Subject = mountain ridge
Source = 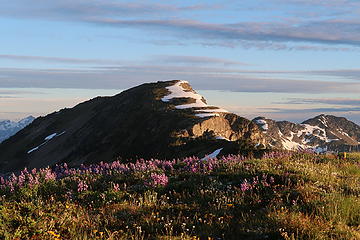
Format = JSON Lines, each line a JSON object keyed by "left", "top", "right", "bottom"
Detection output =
{"left": 0, "top": 80, "right": 264, "bottom": 173}
{"left": 0, "top": 80, "right": 359, "bottom": 173}
{"left": 253, "top": 114, "right": 360, "bottom": 152}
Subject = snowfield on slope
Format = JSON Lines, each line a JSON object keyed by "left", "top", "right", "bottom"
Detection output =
{"left": 278, "top": 124, "right": 338, "bottom": 152}
{"left": 201, "top": 148, "right": 223, "bottom": 161}
{"left": 27, "top": 131, "right": 66, "bottom": 154}
{"left": 161, "top": 81, "right": 228, "bottom": 118}
{"left": 255, "top": 119, "right": 269, "bottom": 131}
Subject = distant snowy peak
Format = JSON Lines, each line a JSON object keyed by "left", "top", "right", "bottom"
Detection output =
{"left": 18, "top": 116, "right": 36, "bottom": 127}
{"left": 162, "top": 80, "right": 229, "bottom": 118}
{"left": 0, "top": 116, "right": 35, "bottom": 143}
{"left": 253, "top": 115, "right": 360, "bottom": 152}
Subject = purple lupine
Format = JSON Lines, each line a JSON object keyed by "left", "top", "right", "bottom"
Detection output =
{"left": 28, "top": 174, "right": 39, "bottom": 187}
{"left": 0, "top": 153, "right": 283, "bottom": 193}
{"left": 240, "top": 174, "right": 276, "bottom": 192}
{"left": 77, "top": 180, "right": 89, "bottom": 192}
{"left": 42, "top": 168, "right": 56, "bottom": 181}
{"left": 113, "top": 183, "right": 120, "bottom": 192}
{"left": 146, "top": 173, "right": 169, "bottom": 187}
{"left": 240, "top": 179, "right": 252, "bottom": 192}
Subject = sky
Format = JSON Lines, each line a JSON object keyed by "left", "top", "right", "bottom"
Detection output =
{"left": 0, "top": 0, "right": 359, "bottom": 124}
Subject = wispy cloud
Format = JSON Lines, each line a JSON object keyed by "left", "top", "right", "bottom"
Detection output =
{"left": 265, "top": 106, "right": 360, "bottom": 113}
{"left": 0, "top": 96, "right": 19, "bottom": 99}
{"left": 84, "top": 18, "right": 360, "bottom": 48}
{"left": 1, "top": 0, "right": 214, "bottom": 19}
{"left": 281, "top": 98, "right": 360, "bottom": 106}
{"left": 307, "top": 69, "right": 360, "bottom": 81}
{"left": 0, "top": 54, "right": 127, "bottom": 65}
{"left": 0, "top": 54, "right": 249, "bottom": 67}
{"left": 1, "top": 66, "right": 359, "bottom": 94}
{"left": 2, "top": 1, "right": 360, "bottom": 50}
{"left": 153, "top": 55, "right": 247, "bottom": 66}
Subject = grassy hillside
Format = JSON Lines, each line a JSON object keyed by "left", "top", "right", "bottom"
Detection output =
{"left": 1, "top": 152, "right": 360, "bottom": 240}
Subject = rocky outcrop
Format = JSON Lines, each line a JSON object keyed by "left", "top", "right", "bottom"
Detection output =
{"left": 0, "top": 80, "right": 265, "bottom": 173}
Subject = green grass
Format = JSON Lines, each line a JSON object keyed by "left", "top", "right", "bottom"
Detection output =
{"left": 0, "top": 152, "right": 359, "bottom": 239}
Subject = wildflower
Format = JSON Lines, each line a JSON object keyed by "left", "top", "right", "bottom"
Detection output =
{"left": 113, "top": 182, "right": 120, "bottom": 192}
{"left": 145, "top": 173, "right": 169, "bottom": 187}
{"left": 240, "top": 179, "right": 252, "bottom": 192}
{"left": 77, "top": 180, "right": 88, "bottom": 192}
{"left": 269, "top": 176, "right": 275, "bottom": 184}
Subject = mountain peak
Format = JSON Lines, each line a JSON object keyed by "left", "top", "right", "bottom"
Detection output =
{"left": 0, "top": 116, "right": 35, "bottom": 143}
{"left": 0, "top": 80, "right": 264, "bottom": 173}
{"left": 18, "top": 116, "right": 36, "bottom": 126}
{"left": 253, "top": 114, "right": 360, "bottom": 152}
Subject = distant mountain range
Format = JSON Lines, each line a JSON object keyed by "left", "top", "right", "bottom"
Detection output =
{"left": 253, "top": 115, "right": 360, "bottom": 153}
{"left": 0, "top": 80, "right": 359, "bottom": 173}
{"left": 0, "top": 116, "right": 35, "bottom": 143}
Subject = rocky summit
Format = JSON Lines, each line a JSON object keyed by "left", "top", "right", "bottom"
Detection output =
{"left": 253, "top": 114, "right": 360, "bottom": 152}
{"left": 0, "top": 80, "right": 264, "bottom": 173}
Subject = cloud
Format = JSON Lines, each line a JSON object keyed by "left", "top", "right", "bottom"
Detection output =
{"left": 153, "top": 55, "right": 247, "bottom": 66}
{"left": 0, "top": 90, "right": 44, "bottom": 95}
{"left": 0, "top": 54, "right": 250, "bottom": 67}
{"left": 0, "top": 96, "right": 18, "bottom": 99}
{"left": 1, "top": 0, "right": 214, "bottom": 20}
{"left": 0, "top": 54, "right": 127, "bottom": 65}
{"left": 306, "top": 69, "right": 360, "bottom": 81}
{"left": 281, "top": 98, "right": 360, "bottom": 106}
{"left": 277, "top": 0, "right": 358, "bottom": 7}
{"left": 1, "top": 66, "right": 360, "bottom": 94}
{"left": 84, "top": 18, "right": 360, "bottom": 48}
{"left": 2, "top": 1, "right": 360, "bottom": 50}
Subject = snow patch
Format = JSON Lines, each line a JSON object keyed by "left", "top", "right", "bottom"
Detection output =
{"left": 255, "top": 119, "right": 269, "bottom": 131}
{"left": 215, "top": 136, "right": 230, "bottom": 141}
{"left": 319, "top": 115, "right": 328, "bottom": 127}
{"left": 27, "top": 131, "right": 66, "bottom": 154}
{"left": 195, "top": 108, "right": 229, "bottom": 113}
{"left": 195, "top": 113, "right": 220, "bottom": 118}
{"left": 162, "top": 81, "right": 228, "bottom": 118}
{"left": 27, "top": 147, "right": 39, "bottom": 154}
{"left": 162, "top": 81, "right": 207, "bottom": 108}
{"left": 297, "top": 124, "right": 334, "bottom": 143}
{"left": 45, "top": 133, "right": 57, "bottom": 141}
{"left": 201, "top": 148, "right": 223, "bottom": 161}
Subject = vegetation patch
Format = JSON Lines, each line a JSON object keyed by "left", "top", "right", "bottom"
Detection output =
{"left": 0, "top": 152, "right": 359, "bottom": 239}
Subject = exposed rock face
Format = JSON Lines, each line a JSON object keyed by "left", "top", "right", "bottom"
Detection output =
{"left": 0, "top": 116, "right": 35, "bottom": 143}
{"left": 253, "top": 114, "right": 360, "bottom": 152}
{"left": 0, "top": 80, "right": 264, "bottom": 173}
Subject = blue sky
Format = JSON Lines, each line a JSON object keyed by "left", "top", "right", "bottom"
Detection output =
{"left": 0, "top": 0, "right": 359, "bottom": 124}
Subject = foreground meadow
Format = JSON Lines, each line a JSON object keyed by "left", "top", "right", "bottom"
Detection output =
{"left": 0, "top": 152, "right": 360, "bottom": 240}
